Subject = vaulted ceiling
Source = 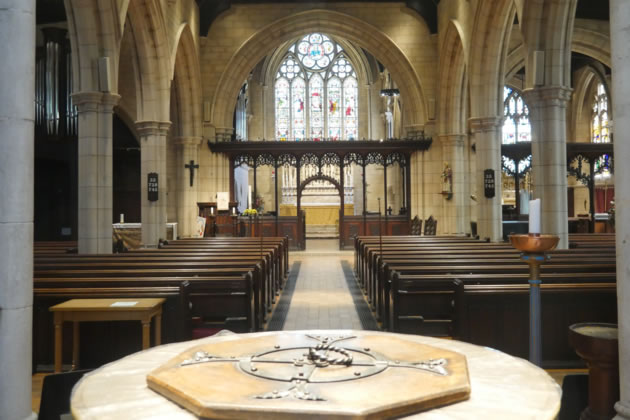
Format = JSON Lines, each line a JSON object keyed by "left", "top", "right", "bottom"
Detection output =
{"left": 195, "top": 0, "right": 440, "bottom": 35}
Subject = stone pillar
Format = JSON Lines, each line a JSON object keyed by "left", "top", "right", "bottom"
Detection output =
{"left": 176, "top": 137, "right": 202, "bottom": 238}
{"left": 610, "top": 2, "right": 630, "bottom": 418}
{"left": 74, "top": 92, "right": 120, "bottom": 254}
{"left": 469, "top": 117, "right": 503, "bottom": 242}
{"left": 136, "top": 121, "right": 171, "bottom": 247}
{"left": 0, "top": 3, "right": 36, "bottom": 419}
{"left": 524, "top": 87, "right": 571, "bottom": 249}
{"left": 440, "top": 134, "right": 467, "bottom": 235}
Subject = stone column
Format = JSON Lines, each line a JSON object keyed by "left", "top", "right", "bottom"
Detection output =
{"left": 136, "top": 121, "right": 171, "bottom": 247}
{"left": 440, "top": 134, "right": 467, "bottom": 235}
{"left": 0, "top": 3, "right": 36, "bottom": 419}
{"left": 610, "top": 2, "right": 630, "bottom": 418}
{"left": 176, "top": 137, "right": 202, "bottom": 238}
{"left": 74, "top": 92, "right": 120, "bottom": 254}
{"left": 524, "top": 87, "right": 571, "bottom": 249}
{"left": 469, "top": 117, "right": 503, "bottom": 242}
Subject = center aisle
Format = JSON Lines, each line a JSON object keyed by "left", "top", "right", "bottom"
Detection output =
{"left": 281, "top": 239, "right": 364, "bottom": 331}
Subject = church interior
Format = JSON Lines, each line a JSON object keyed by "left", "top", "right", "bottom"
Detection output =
{"left": 2, "top": 0, "right": 630, "bottom": 418}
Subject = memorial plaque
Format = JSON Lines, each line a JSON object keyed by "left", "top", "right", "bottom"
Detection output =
{"left": 483, "top": 169, "right": 495, "bottom": 198}
{"left": 147, "top": 332, "right": 470, "bottom": 419}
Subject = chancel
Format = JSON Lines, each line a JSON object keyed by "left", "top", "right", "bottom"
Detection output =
{"left": 1, "top": 0, "right": 629, "bottom": 419}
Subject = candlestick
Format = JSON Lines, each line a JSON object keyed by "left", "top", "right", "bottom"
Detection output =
{"left": 120, "top": 213, "right": 124, "bottom": 224}
{"left": 210, "top": 207, "right": 214, "bottom": 216}
{"left": 509, "top": 234, "right": 559, "bottom": 366}
{"left": 248, "top": 185, "right": 252, "bottom": 209}
{"left": 232, "top": 206, "right": 236, "bottom": 215}
{"left": 529, "top": 199, "right": 541, "bottom": 234}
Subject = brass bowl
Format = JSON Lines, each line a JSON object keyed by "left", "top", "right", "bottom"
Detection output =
{"left": 509, "top": 234, "right": 559, "bottom": 253}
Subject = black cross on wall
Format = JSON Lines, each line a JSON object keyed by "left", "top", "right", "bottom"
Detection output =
{"left": 185, "top": 160, "right": 199, "bottom": 187}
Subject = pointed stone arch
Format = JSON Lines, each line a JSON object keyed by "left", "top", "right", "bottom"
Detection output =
{"left": 468, "top": 0, "right": 515, "bottom": 118}
{"left": 505, "top": 21, "right": 610, "bottom": 82}
{"left": 125, "top": 0, "right": 172, "bottom": 122}
{"left": 210, "top": 9, "right": 428, "bottom": 135}
{"left": 438, "top": 20, "right": 468, "bottom": 136}
{"left": 65, "top": 0, "right": 122, "bottom": 92}
{"left": 171, "top": 23, "right": 203, "bottom": 138}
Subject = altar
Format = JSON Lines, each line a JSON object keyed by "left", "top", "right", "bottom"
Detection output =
{"left": 112, "top": 223, "right": 178, "bottom": 249}
{"left": 71, "top": 330, "right": 561, "bottom": 419}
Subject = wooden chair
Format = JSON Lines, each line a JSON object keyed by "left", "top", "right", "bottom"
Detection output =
{"left": 424, "top": 216, "right": 437, "bottom": 236}
{"left": 410, "top": 216, "right": 422, "bottom": 236}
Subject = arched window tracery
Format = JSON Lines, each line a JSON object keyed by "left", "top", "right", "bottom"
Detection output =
{"left": 592, "top": 82, "right": 610, "bottom": 144}
{"left": 275, "top": 33, "right": 358, "bottom": 141}
{"left": 502, "top": 87, "right": 531, "bottom": 144}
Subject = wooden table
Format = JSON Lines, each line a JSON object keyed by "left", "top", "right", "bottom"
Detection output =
{"left": 50, "top": 298, "right": 165, "bottom": 373}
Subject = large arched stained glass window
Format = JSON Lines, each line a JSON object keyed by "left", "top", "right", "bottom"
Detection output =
{"left": 592, "top": 82, "right": 610, "bottom": 143}
{"left": 502, "top": 87, "right": 531, "bottom": 144}
{"left": 275, "top": 33, "right": 358, "bottom": 141}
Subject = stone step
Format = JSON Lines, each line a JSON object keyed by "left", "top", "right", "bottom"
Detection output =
{"left": 305, "top": 224, "right": 339, "bottom": 238}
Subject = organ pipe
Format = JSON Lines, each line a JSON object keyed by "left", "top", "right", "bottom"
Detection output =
{"left": 36, "top": 28, "right": 75, "bottom": 139}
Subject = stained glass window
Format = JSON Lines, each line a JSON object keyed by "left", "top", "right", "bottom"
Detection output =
{"left": 592, "top": 82, "right": 610, "bottom": 144}
{"left": 275, "top": 78, "right": 290, "bottom": 141}
{"left": 343, "top": 77, "right": 358, "bottom": 140}
{"left": 502, "top": 87, "right": 531, "bottom": 144}
{"left": 327, "top": 78, "right": 342, "bottom": 140}
{"left": 592, "top": 82, "right": 612, "bottom": 179}
{"left": 310, "top": 74, "right": 324, "bottom": 140}
{"left": 291, "top": 77, "right": 305, "bottom": 141}
{"left": 275, "top": 33, "right": 359, "bottom": 141}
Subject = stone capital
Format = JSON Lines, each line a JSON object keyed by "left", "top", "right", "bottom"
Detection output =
{"left": 100, "top": 93, "right": 122, "bottom": 109}
{"left": 215, "top": 126, "right": 234, "bottom": 142}
{"left": 468, "top": 116, "right": 503, "bottom": 133}
{"left": 522, "top": 86, "right": 573, "bottom": 109}
{"left": 439, "top": 134, "right": 466, "bottom": 148}
{"left": 72, "top": 91, "right": 121, "bottom": 112}
{"left": 174, "top": 136, "right": 203, "bottom": 147}
{"left": 135, "top": 120, "right": 172, "bottom": 138}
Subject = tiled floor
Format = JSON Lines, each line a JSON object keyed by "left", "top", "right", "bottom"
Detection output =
{"left": 283, "top": 239, "right": 362, "bottom": 330}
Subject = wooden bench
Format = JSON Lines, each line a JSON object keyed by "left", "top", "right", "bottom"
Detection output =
{"left": 389, "top": 271, "right": 616, "bottom": 367}
{"left": 351, "top": 234, "right": 617, "bottom": 367}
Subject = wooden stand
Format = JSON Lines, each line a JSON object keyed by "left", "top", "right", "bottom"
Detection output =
{"left": 569, "top": 323, "right": 619, "bottom": 420}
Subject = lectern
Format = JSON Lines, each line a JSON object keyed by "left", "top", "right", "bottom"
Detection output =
{"left": 197, "top": 202, "right": 217, "bottom": 237}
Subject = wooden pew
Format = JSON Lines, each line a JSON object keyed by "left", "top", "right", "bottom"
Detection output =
{"left": 389, "top": 271, "right": 616, "bottom": 367}
{"left": 34, "top": 256, "right": 275, "bottom": 317}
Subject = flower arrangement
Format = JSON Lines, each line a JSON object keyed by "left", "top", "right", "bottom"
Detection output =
{"left": 243, "top": 208, "right": 258, "bottom": 216}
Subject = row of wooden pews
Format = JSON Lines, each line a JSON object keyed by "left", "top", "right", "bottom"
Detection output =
{"left": 354, "top": 234, "right": 617, "bottom": 368}
{"left": 33, "top": 237, "right": 289, "bottom": 370}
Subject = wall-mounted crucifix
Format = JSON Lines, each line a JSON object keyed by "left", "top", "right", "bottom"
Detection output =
{"left": 185, "top": 160, "right": 199, "bottom": 187}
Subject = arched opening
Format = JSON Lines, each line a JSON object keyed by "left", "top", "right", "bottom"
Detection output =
{"left": 298, "top": 174, "right": 344, "bottom": 244}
